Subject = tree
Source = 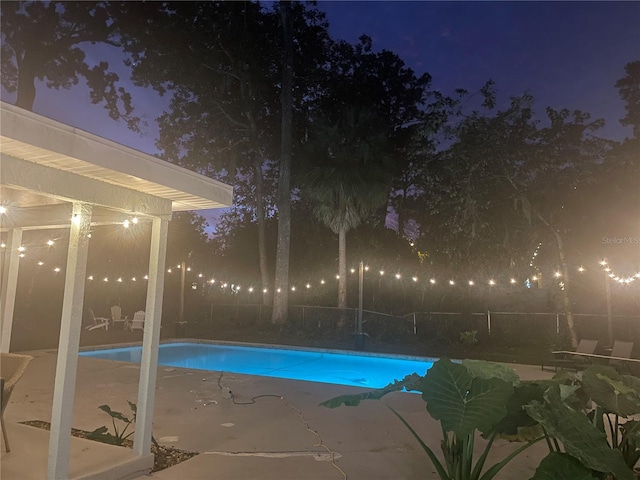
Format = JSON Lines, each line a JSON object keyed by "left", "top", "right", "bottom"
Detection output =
{"left": 0, "top": 1, "right": 138, "bottom": 129}
{"left": 271, "top": 0, "right": 294, "bottom": 325}
{"left": 124, "top": 2, "right": 332, "bottom": 310}
{"left": 615, "top": 60, "right": 640, "bottom": 138}
{"left": 422, "top": 92, "right": 611, "bottom": 347}
{"left": 302, "top": 106, "right": 392, "bottom": 324}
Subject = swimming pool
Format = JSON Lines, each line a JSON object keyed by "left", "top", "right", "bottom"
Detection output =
{"left": 80, "top": 342, "right": 435, "bottom": 389}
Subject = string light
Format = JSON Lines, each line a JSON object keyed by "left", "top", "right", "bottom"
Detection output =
{"left": 38, "top": 261, "right": 44, "bottom": 266}
{"left": 468, "top": 280, "right": 474, "bottom": 286}
{"left": 0, "top": 206, "right": 6, "bottom": 214}
{"left": 54, "top": 267, "right": 60, "bottom": 273}
{"left": 123, "top": 219, "right": 130, "bottom": 228}
{"left": 395, "top": 273, "right": 401, "bottom": 279}
{"left": 132, "top": 216, "right": 139, "bottom": 224}
{"left": 489, "top": 279, "right": 496, "bottom": 285}
{"left": 449, "top": 280, "right": 455, "bottom": 285}
{"left": 47, "top": 240, "right": 54, "bottom": 246}
{"left": 0, "top": 243, "right": 5, "bottom": 248}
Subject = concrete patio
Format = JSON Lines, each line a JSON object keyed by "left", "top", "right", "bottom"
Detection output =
{"left": 1, "top": 345, "right": 554, "bottom": 480}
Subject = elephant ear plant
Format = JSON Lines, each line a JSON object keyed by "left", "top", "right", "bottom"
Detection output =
{"left": 321, "top": 358, "right": 637, "bottom": 480}
{"left": 528, "top": 365, "right": 640, "bottom": 479}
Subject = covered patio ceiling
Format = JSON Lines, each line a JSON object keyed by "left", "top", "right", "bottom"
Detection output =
{"left": 0, "top": 101, "right": 233, "bottom": 479}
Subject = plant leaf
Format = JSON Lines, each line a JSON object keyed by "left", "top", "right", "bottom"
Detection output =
{"left": 421, "top": 358, "right": 513, "bottom": 437}
{"left": 320, "top": 373, "right": 424, "bottom": 408}
{"left": 529, "top": 452, "right": 596, "bottom": 480}
{"left": 462, "top": 359, "right": 520, "bottom": 385}
{"left": 525, "top": 385, "right": 634, "bottom": 480}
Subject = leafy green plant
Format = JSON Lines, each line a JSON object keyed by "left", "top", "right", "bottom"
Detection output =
{"left": 322, "top": 358, "right": 544, "bottom": 480}
{"left": 322, "top": 359, "right": 638, "bottom": 480}
{"left": 460, "top": 330, "right": 479, "bottom": 346}
{"left": 89, "top": 401, "right": 137, "bottom": 446}
{"left": 541, "top": 365, "right": 640, "bottom": 477}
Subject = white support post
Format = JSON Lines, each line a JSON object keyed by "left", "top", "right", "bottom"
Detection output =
{"left": 48, "top": 203, "right": 92, "bottom": 480}
{"left": 134, "top": 217, "right": 169, "bottom": 456}
{"left": 487, "top": 310, "right": 492, "bottom": 336}
{"left": 0, "top": 228, "right": 23, "bottom": 353}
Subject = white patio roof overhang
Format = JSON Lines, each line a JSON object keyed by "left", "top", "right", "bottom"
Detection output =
{"left": 0, "top": 101, "right": 233, "bottom": 479}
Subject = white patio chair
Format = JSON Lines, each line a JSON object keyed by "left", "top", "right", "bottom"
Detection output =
{"left": 1, "top": 353, "right": 34, "bottom": 452}
{"left": 126, "top": 310, "right": 145, "bottom": 332}
{"left": 110, "top": 305, "right": 128, "bottom": 329}
{"left": 85, "top": 308, "right": 110, "bottom": 331}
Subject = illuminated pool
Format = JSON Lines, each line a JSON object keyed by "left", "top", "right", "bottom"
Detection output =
{"left": 80, "top": 342, "right": 435, "bottom": 389}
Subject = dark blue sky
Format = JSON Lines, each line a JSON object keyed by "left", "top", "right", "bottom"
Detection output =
{"left": 321, "top": 1, "right": 639, "bottom": 141}
{"left": 4, "top": 1, "right": 638, "bottom": 149}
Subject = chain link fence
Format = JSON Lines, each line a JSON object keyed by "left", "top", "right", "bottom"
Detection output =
{"left": 173, "top": 302, "right": 640, "bottom": 350}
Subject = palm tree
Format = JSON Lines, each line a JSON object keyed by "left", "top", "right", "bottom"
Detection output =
{"left": 303, "top": 106, "right": 391, "bottom": 327}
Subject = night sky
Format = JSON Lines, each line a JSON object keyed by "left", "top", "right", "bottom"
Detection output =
{"left": 2, "top": 1, "right": 639, "bottom": 229}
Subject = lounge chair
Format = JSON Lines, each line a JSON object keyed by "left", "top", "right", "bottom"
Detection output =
{"left": 608, "top": 341, "right": 635, "bottom": 372}
{"left": 126, "top": 310, "right": 145, "bottom": 332}
{"left": 110, "top": 305, "right": 128, "bottom": 329}
{"left": 550, "top": 338, "right": 599, "bottom": 372}
{"left": 1, "top": 353, "right": 34, "bottom": 452}
{"left": 85, "top": 308, "right": 110, "bottom": 331}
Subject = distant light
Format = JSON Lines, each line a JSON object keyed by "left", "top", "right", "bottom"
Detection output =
{"left": 167, "top": 268, "right": 172, "bottom": 273}
{"left": 604, "top": 268, "right": 611, "bottom": 272}
{"left": 198, "top": 273, "right": 203, "bottom": 278}
{"left": 554, "top": 271, "right": 561, "bottom": 278}
{"left": 291, "top": 286, "right": 296, "bottom": 291}
{"left": 277, "top": 288, "right": 281, "bottom": 293}
{"left": 412, "top": 276, "right": 418, "bottom": 282}
{"left": 87, "top": 233, "right": 92, "bottom": 238}
{"left": 578, "top": 266, "right": 585, "bottom": 272}
{"left": 532, "top": 276, "right": 538, "bottom": 281}
{"left": 38, "top": 261, "right": 44, "bottom": 266}
{"left": 609, "top": 273, "right": 615, "bottom": 278}
{"left": 132, "top": 277, "right": 137, "bottom": 281}
{"left": 144, "top": 275, "right": 149, "bottom": 280}
{"left": 54, "top": 267, "right": 60, "bottom": 273}
{"left": 430, "top": 278, "right": 436, "bottom": 284}
{"left": 336, "top": 275, "right": 340, "bottom": 279}
{"left": 489, "top": 279, "right": 496, "bottom": 285}
{"left": 0, "top": 206, "right": 6, "bottom": 214}
{"left": 222, "top": 283, "right": 228, "bottom": 288}
{"left": 306, "top": 283, "right": 311, "bottom": 289}
{"left": 0, "top": 243, "right": 5, "bottom": 248}
{"left": 117, "top": 277, "right": 123, "bottom": 283}
{"left": 248, "top": 287, "right": 254, "bottom": 293}
{"left": 177, "top": 264, "right": 181, "bottom": 268}
{"left": 599, "top": 260, "right": 607, "bottom": 266}
{"left": 510, "top": 278, "right": 517, "bottom": 284}
{"left": 379, "top": 270, "right": 385, "bottom": 276}
{"left": 263, "top": 288, "right": 268, "bottom": 293}
{"left": 132, "top": 216, "right": 139, "bottom": 224}
{"left": 449, "top": 280, "right": 454, "bottom": 285}
{"left": 123, "top": 219, "right": 130, "bottom": 228}
{"left": 88, "top": 275, "right": 94, "bottom": 280}
{"left": 187, "top": 267, "right": 191, "bottom": 271}
{"left": 209, "top": 279, "right": 215, "bottom": 284}
{"left": 320, "top": 279, "right": 325, "bottom": 284}
{"left": 47, "top": 240, "right": 54, "bottom": 246}
{"left": 364, "top": 266, "right": 370, "bottom": 271}
{"left": 18, "top": 246, "right": 25, "bottom": 252}
{"left": 468, "top": 280, "right": 474, "bottom": 286}
{"left": 395, "top": 273, "right": 401, "bottom": 279}
{"left": 103, "top": 277, "right": 109, "bottom": 282}
{"left": 19, "top": 253, "right": 25, "bottom": 258}
{"left": 350, "top": 268, "right": 355, "bottom": 273}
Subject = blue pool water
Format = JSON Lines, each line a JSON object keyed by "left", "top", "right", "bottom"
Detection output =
{"left": 80, "top": 342, "right": 434, "bottom": 389}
